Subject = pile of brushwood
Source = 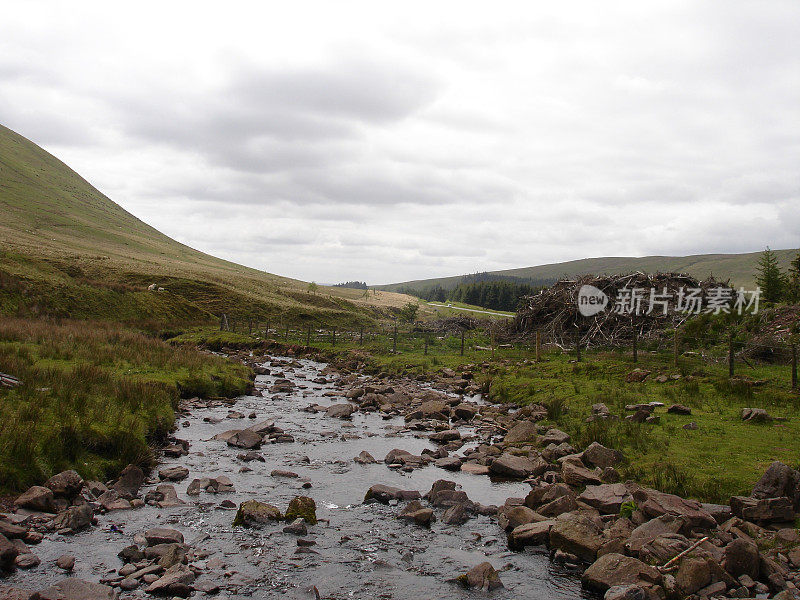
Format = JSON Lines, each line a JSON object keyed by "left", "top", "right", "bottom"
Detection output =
{"left": 515, "top": 272, "right": 731, "bottom": 347}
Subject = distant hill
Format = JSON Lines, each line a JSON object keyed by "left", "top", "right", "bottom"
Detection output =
{"left": 0, "top": 124, "right": 412, "bottom": 325}
{"left": 378, "top": 251, "right": 798, "bottom": 293}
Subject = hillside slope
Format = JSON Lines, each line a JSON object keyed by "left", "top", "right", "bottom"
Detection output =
{"left": 378, "top": 250, "right": 798, "bottom": 293}
{"left": 0, "top": 124, "right": 412, "bottom": 325}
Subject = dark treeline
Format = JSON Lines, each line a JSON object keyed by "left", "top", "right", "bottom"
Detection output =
{"left": 399, "top": 277, "right": 549, "bottom": 312}
{"left": 333, "top": 281, "right": 368, "bottom": 289}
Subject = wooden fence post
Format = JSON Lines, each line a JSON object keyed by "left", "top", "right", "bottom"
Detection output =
{"left": 728, "top": 331, "right": 735, "bottom": 378}
{"left": 535, "top": 331, "right": 541, "bottom": 362}
{"left": 332, "top": 327, "right": 336, "bottom": 347}
{"left": 285, "top": 323, "right": 289, "bottom": 341}
{"left": 632, "top": 328, "right": 638, "bottom": 363}
{"left": 673, "top": 329, "right": 679, "bottom": 367}
{"left": 460, "top": 329, "right": 465, "bottom": 356}
{"left": 491, "top": 329, "right": 495, "bottom": 359}
{"left": 424, "top": 334, "right": 428, "bottom": 356}
{"left": 359, "top": 326, "right": 364, "bottom": 346}
{"left": 306, "top": 326, "right": 311, "bottom": 347}
{"left": 393, "top": 322, "right": 398, "bottom": 353}
{"left": 576, "top": 335, "right": 581, "bottom": 362}
{"left": 266, "top": 320, "right": 270, "bottom": 337}
{"left": 791, "top": 343, "right": 797, "bottom": 390}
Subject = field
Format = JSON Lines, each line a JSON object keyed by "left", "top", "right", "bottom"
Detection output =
{"left": 0, "top": 318, "right": 252, "bottom": 491}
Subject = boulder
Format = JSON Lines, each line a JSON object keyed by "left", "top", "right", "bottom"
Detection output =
{"left": 549, "top": 512, "right": 604, "bottom": 563}
{"left": 144, "top": 527, "right": 184, "bottom": 546}
{"left": 582, "top": 442, "right": 624, "bottom": 469}
{"left": 508, "top": 520, "right": 554, "bottom": 549}
{"left": 604, "top": 585, "right": 647, "bottom": 600}
{"left": 45, "top": 471, "right": 84, "bottom": 498}
{"left": 453, "top": 404, "right": 478, "bottom": 421}
{"left": 365, "top": 484, "right": 420, "bottom": 504}
{"left": 674, "top": 556, "right": 712, "bottom": 596}
{"left": 232, "top": 500, "right": 282, "bottom": 526}
{"left": 51, "top": 504, "right": 93, "bottom": 532}
{"left": 0, "top": 521, "right": 26, "bottom": 540}
{"left": 562, "top": 462, "right": 602, "bottom": 487}
{"left": 435, "top": 457, "right": 462, "bottom": 471}
{"left": 325, "top": 403, "right": 355, "bottom": 419}
{"left": 354, "top": 450, "right": 377, "bottom": 464}
{"left": 667, "top": 404, "right": 692, "bottom": 415}
{"left": 14, "top": 486, "right": 55, "bottom": 513}
{"left": 638, "top": 533, "right": 691, "bottom": 564}
{"left": 429, "top": 430, "right": 460, "bottom": 443}
{"left": 37, "top": 578, "right": 118, "bottom": 600}
{"left": 158, "top": 466, "right": 189, "bottom": 482}
{"left": 724, "top": 538, "right": 760, "bottom": 579}
{"left": 626, "top": 514, "right": 684, "bottom": 555}
{"left": 398, "top": 501, "right": 434, "bottom": 527}
{"left": 0, "top": 533, "right": 20, "bottom": 570}
{"left": 632, "top": 487, "right": 716, "bottom": 530}
{"left": 442, "top": 504, "right": 470, "bottom": 525}
{"left": 285, "top": 496, "right": 317, "bottom": 525}
{"left": 456, "top": 562, "right": 504, "bottom": 591}
{"left": 145, "top": 563, "right": 195, "bottom": 595}
{"left": 751, "top": 461, "right": 800, "bottom": 509}
{"left": 111, "top": 464, "right": 144, "bottom": 498}
{"left": 741, "top": 407, "right": 772, "bottom": 423}
{"left": 582, "top": 553, "right": 661, "bottom": 593}
{"left": 489, "top": 453, "right": 537, "bottom": 479}
{"left": 540, "top": 428, "right": 571, "bottom": 445}
{"left": 579, "top": 484, "right": 632, "bottom": 515}
{"left": 504, "top": 421, "right": 538, "bottom": 444}
{"left": 730, "top": 495, "right": 795, "bottom": 524}
{"left": 498, "top": 505, "right": 539, "bottom": 531}
{"left": 226, "top": 429, "right": 262, "bottom": 449}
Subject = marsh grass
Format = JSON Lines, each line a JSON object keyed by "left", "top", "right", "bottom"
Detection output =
{"left": 0, "top": 317, "right": 251, "bottom": 491}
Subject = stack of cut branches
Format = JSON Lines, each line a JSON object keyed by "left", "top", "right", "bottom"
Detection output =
{"left": 514, "top": 272, "right": 731, "bottom": 347}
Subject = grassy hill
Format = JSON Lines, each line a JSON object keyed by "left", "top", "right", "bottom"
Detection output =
{"left": 378, "top": 250, "right": 798, "bottom": 294}
{"left": 0, "top": 124, "right": 413, "bottom": 326}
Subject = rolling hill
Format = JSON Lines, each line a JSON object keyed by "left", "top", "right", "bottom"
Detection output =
{"left": 0, "top": 124, "right": 413, "bottom": 326}
{"left": 378, "top": 250, "right": 798, "bottom": 294}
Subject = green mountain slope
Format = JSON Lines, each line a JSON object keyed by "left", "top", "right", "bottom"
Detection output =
{"left": 378, "top": 251, "right": 798, "bottom": 293}
{"left": 0, "top": 124, "right": 411, "bottom": 325}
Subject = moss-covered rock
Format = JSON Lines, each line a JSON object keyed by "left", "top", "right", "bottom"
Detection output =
{"left": 284, "top": 496, "right": 317, "bottom": 525}
{"left": 232, "top": 500, "right": 282, "bottom": 527}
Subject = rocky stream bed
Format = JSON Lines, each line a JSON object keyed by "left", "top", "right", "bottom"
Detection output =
{"left": 3, "top": 351, "right": 800, "bottom": 600}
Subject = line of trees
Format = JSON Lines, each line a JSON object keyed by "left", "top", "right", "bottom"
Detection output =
{"left": 756, "top": 247, "right": 800, "bottom": 303}
{"left": 399, "top": 279, "right": 544, "bottom": 312}
{"left": 333, "top": 281, "right": 368, "bottom": 289}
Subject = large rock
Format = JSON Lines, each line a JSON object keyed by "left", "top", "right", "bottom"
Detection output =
{"left": 582, "top": 442, "right": 624, "bottom": 469}
{"left": 37, "top": 578, "right": 118, "bottom": 600}
{"left": 582, "top": 553, "right": 661, "bottom": 593}
{"left": 730, "top": 495, "right": 795, "bottom": 524}
{"left": 285, "top": 496, "right": 317, "bottom": 525}
{"left": 398, "top": 501, "right": 434, "bottom": 527}
{"left": 51, "top": 504, "right": 93, "bottom": 532}
{"left": 724, "top": 538, "right": 760, "bottom": 579}
{"left": 111, "top": 464, "right": 144, "bottom": 498}
{"left": 549, "top": 511, "right": 604, "bottom": 562}
{"left": 144, "top": 528, "right": 184, "bottom": 546}
{"left": 508, "top": 520, "right": 554, "bottom": 549}
{"left": 45, "top": 470, "right": 84, "bottom": 498}
{"left": 14, "top": 486, "right": 55, "bottom": 513}
{"left": 325, "top": 403, "right": 355, "bottom": 419}
{"left": 226, "top": 429, "right": 262, "bottom": 449}
{"left": 232, "top": 500, "right": 282, "bottom": 526}
{"left": 504, "top": 421, "right": 538, "bottom": 444}
{"left": 365, "top": 484, "right": 420, "bottom": 504}
{"left": 579, "top": 484, "right": 632, "bottom": 514}
{"left": 540, "top": 428, "right": 571, "bottom": 445}
{"left": 489, "top": 453, "right": 537, "bottom": 479}
{"left": 632, "top": 487, "right": 716, "bottom": 530}
{"left": 626, "top": 514, "right": 684, "bottom": 555}
{"left": 638, "top": 533, "right": 690, "bottom": 564}
{"left": 674, "top": 556, "right": 711, "bottom": 596}
{"left": 0, "top": 534, "right": 20, "bottom": 570}
{"left": 751, "top": 461, "right": 800, "bottom": 509}
{"left": 158, "top": 466, "right": 189, "bottom": 482}
{"left": 562, "top": 462, "right": 602, "bottom": 487}
{"left": 145, "top": 563, "right": 195, "bottom": 595}
{"left": 457, "top": 562, "right": 504, "bottom": 591}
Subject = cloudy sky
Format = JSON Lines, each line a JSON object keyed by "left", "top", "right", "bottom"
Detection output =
{"left": 1, "top": 1, "right": 798, "bottom": 284}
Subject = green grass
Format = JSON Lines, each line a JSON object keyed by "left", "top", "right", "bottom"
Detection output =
{"left": 0, "top": 317, "right": 253, "bottom": 491}
{"left": 0, "top": 123, "right": 416, "bottom": 327}
{"left": 283, "top": 329, "right": 799, "bottom": 504}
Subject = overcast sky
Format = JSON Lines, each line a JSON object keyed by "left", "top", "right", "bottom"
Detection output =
{"left": 2, "top": 1, "right": 798, "bottom": 284}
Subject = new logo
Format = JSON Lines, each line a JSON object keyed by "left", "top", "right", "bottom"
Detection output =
{"left": 577, "top": 285, "right": 608, "bottom": 317}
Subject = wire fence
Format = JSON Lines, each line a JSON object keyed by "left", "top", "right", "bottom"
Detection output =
{"left": 217, "top": 313, "right": 799, "bottom": 391}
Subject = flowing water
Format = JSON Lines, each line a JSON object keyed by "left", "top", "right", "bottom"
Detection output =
{"left": 9, "top": 355, "right": 594, "bottom": 599}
